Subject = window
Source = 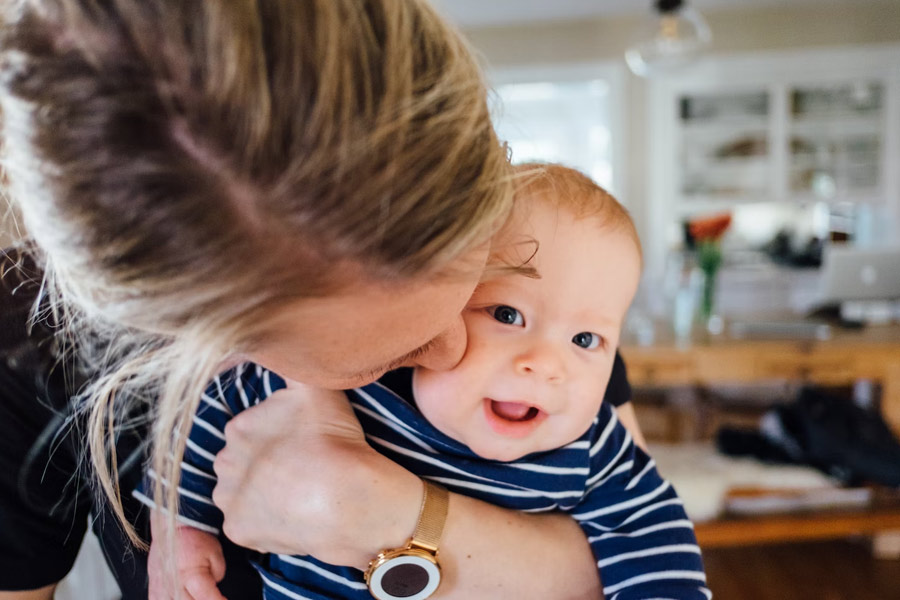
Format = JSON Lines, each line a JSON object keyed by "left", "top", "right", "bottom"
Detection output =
{"left": 488, "top": 64, "right": 626, "bottom": 198}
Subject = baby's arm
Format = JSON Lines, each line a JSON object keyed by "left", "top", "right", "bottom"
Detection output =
{"left": 148, "top": 511, "right": 227, "bottom": 600}
{"left": 573, "top": 403, "right": 710, "bottom": 600}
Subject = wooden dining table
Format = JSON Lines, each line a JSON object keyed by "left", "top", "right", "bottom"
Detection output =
{"left": 620, "top": 318, "right": 900, "bottom": 549}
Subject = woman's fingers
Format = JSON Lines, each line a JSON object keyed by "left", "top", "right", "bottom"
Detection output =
{"left": 183, "top": 569, "right": 228, "bottom": 600}
{"left": 207, "top": 537, "right": 227, "bottom": 583}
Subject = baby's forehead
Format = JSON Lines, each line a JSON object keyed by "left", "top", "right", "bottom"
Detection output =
{"left": 482, "top": 212, "right": 633, "bottom": 285}
{"left": 492, "top": 195, "right": 627, "bottom": 249}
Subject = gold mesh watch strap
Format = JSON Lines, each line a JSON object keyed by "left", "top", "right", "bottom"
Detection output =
{"left": 409, "top": 479, "right": 449, "bottom": 554}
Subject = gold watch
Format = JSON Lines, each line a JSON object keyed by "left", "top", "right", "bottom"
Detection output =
{"left": 365, "top": 479, "right": 449, "bottom": 600}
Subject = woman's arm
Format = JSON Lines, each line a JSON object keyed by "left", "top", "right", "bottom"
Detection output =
{"left": 212, "top": 386, "right": 603, "bottom": 599}
{"left": 0, "top": 587, "right": 56, "bottom": 600}
{"left": 436, "top": 492, "right": 600, "bottom": 599}
{"left": 615, "top": 402, "right": 648, "bottom": 451}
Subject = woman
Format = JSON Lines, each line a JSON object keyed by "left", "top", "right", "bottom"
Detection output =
{"left": 0, "top": 1, "right": 645, "bottom": 598}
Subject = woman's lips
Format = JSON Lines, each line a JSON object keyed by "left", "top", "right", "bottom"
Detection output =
{"left": 483, "top": 398, "right": 546, "bottom": 438}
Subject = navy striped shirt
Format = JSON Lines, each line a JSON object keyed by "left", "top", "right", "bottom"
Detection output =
{"left": 137, "top": 363, "right": 709, "bottom": 599}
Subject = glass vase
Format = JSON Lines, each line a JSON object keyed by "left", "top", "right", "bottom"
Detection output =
{"left": 697, "top": 241, "right": 724, "bottom": 334}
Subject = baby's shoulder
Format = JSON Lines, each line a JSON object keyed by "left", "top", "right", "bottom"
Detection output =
{"left": 203, "top": 362, "right": 286, "bottom": 414}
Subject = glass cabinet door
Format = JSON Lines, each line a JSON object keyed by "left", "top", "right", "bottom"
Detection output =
{"left": 678, "top": 90, "right": 771, "bottom": 199}
{"left": 788, "top": 81, "right": 884, "bottom": 200}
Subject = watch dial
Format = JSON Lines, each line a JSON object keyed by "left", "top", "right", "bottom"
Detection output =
{"left": 382, "top": 563, "right": 429, "bottom": 597}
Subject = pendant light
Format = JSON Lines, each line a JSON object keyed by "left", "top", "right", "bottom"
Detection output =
{"left": 625, "top": 0, "right": 712, "bottom": 77}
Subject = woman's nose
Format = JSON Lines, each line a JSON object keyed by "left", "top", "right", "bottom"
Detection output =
{"left": 411, "top": 316, "right": 467, "bottom": 371}
{"left": 514, "top": 342, "right": 566, "bottom": 383}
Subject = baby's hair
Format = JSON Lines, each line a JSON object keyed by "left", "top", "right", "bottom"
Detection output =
{"left": 481, "top": 162, "right": 642, "bottom": 280}
{"left": 0, "top": 0, "right": 512, "bottom": 555}
{"left": 505, "top": 163, "right": 643, "bottom": 270}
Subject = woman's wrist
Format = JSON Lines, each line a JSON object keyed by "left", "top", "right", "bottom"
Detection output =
{"left": 351, "top": 451, "right": 425, "bottom": 567}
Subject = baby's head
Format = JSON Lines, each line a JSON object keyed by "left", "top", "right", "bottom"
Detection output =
{"left": 413, "top": 164, "right": 643, "bottom": 462}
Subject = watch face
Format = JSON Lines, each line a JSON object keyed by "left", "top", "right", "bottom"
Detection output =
{"left": 368, "top": 553, "right": 441, "bottom": 600}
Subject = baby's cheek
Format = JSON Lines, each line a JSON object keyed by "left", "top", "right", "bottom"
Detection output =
{"left": 413, "top": 369, "right": 452, "bottom": 419}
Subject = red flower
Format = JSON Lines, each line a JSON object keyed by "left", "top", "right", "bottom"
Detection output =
{"left": 689, "top": 213, "right": 732, "bottom": 242}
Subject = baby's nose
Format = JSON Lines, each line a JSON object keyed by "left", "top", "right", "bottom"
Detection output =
{"left": 514, "top": 342, "right": 566, "bottom": 383}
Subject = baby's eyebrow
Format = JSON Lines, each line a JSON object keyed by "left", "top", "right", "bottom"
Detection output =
{"left": 479, "top": 262, "right": 541, "bottom": 283}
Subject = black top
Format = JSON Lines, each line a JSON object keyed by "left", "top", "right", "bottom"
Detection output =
{"left": 0, "top": 250, "right": 632, "bottom": 594}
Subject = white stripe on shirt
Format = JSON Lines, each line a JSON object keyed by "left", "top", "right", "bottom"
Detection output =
{"left": 353, "top": 404, "right": 438, "bottom": 453}
{"left": 192, "top": 415, "right": 226, "bottom": 440}
{"left": 603, "top": 570, "right": 707, "bottom": 596}
{"left": 258, "top": 571, "right": 319, "bottom": 600}
{"left": 626, "top": 458, "right": 657, "bottom": 491}
{"left": 581, "top": 498, "right": 685, "bottom": 533}
{"left": 276, "top": 556, "right": 368, "bottom": 590}
{"left": 200, "top": 393, "right": 231, "bottom": 415}
{"left": 131, "top": 490, "right": 220, "bottom": 535}
{"left": 596, "top": 543, "right": 702, "bottom": 569}
{"left": 588, "top": 519, "right": 695, "bottom": 543}
{"left": 590, "top": 413, "right": 618, "bottom": 457}
{"left": 574, "top": 481, "right": 672, "bottom": 520}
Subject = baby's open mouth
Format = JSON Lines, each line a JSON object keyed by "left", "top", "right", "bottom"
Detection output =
{"left": 489, "top": 399, "right": 540, "bottom": 422}
{"left": 483, "top": 398, "right": 547, "bottom": 438}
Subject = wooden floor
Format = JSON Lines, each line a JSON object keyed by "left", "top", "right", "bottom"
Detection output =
{"left": 703, "top": 539, "right": 900, "bottom": 600}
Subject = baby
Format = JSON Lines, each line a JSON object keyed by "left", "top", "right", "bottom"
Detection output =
{"left": 139, "top": 164, "right": 709, "bottom": 600}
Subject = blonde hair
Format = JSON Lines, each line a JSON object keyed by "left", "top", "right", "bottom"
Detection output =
{"left": 0, "top": 0, "right": 512, "bottom": 556}
{"left": 513, "top": 163, "right": 642, "bottom": 262}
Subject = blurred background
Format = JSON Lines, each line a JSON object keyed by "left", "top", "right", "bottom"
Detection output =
{"left": 429, "top": 1, "right": 900, "bottom": 599}
{"left": 3, "top": 1, "right": 899, "bottom": 599}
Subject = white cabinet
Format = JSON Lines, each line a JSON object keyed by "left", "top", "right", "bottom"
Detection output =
{"left": 645, "top": 45, "right": 900, "bottom": 279}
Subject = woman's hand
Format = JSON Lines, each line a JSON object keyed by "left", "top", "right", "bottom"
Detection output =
{"left": 211, "top": 384, "right": 422, "bottom": 569}
{"left": 148, "top": 512, "right": 226, "bottom": 600}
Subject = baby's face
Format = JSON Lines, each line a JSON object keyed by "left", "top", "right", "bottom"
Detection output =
{"left": 413, "top": 198, "right": 642, "bottom": 462}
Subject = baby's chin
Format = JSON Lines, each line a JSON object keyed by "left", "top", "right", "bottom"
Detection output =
{"left": 466, "top": 440, "right": 537, "bottom": 463}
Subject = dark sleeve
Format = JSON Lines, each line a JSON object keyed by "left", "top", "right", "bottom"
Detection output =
{"left": 0, "top": 251, "right": 91, "bottom": 590}
{"left": 603, "top": 351, "right": 632, "bottom": 407}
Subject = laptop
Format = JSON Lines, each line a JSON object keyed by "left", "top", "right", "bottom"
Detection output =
{"left": 819, "top": 245, "right": 900, "bottom": 303}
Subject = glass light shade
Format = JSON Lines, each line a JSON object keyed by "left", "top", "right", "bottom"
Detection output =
{"left": 625, "top": 4, "right": 712, "bottom": 77}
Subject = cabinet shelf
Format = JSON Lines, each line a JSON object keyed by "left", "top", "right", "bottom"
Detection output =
{"left": 790, "top": 117, "right": 883, "bottom": 137}
{"left": 681, "top": 118, "right": 769, "bottom": 134}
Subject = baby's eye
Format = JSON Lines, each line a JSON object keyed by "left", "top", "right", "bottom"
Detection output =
{"left": 491, "top": 305, "right": 524, "bottom": 327}
{"left": 572, "top": 332, "right": 601, "bottom": 349}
